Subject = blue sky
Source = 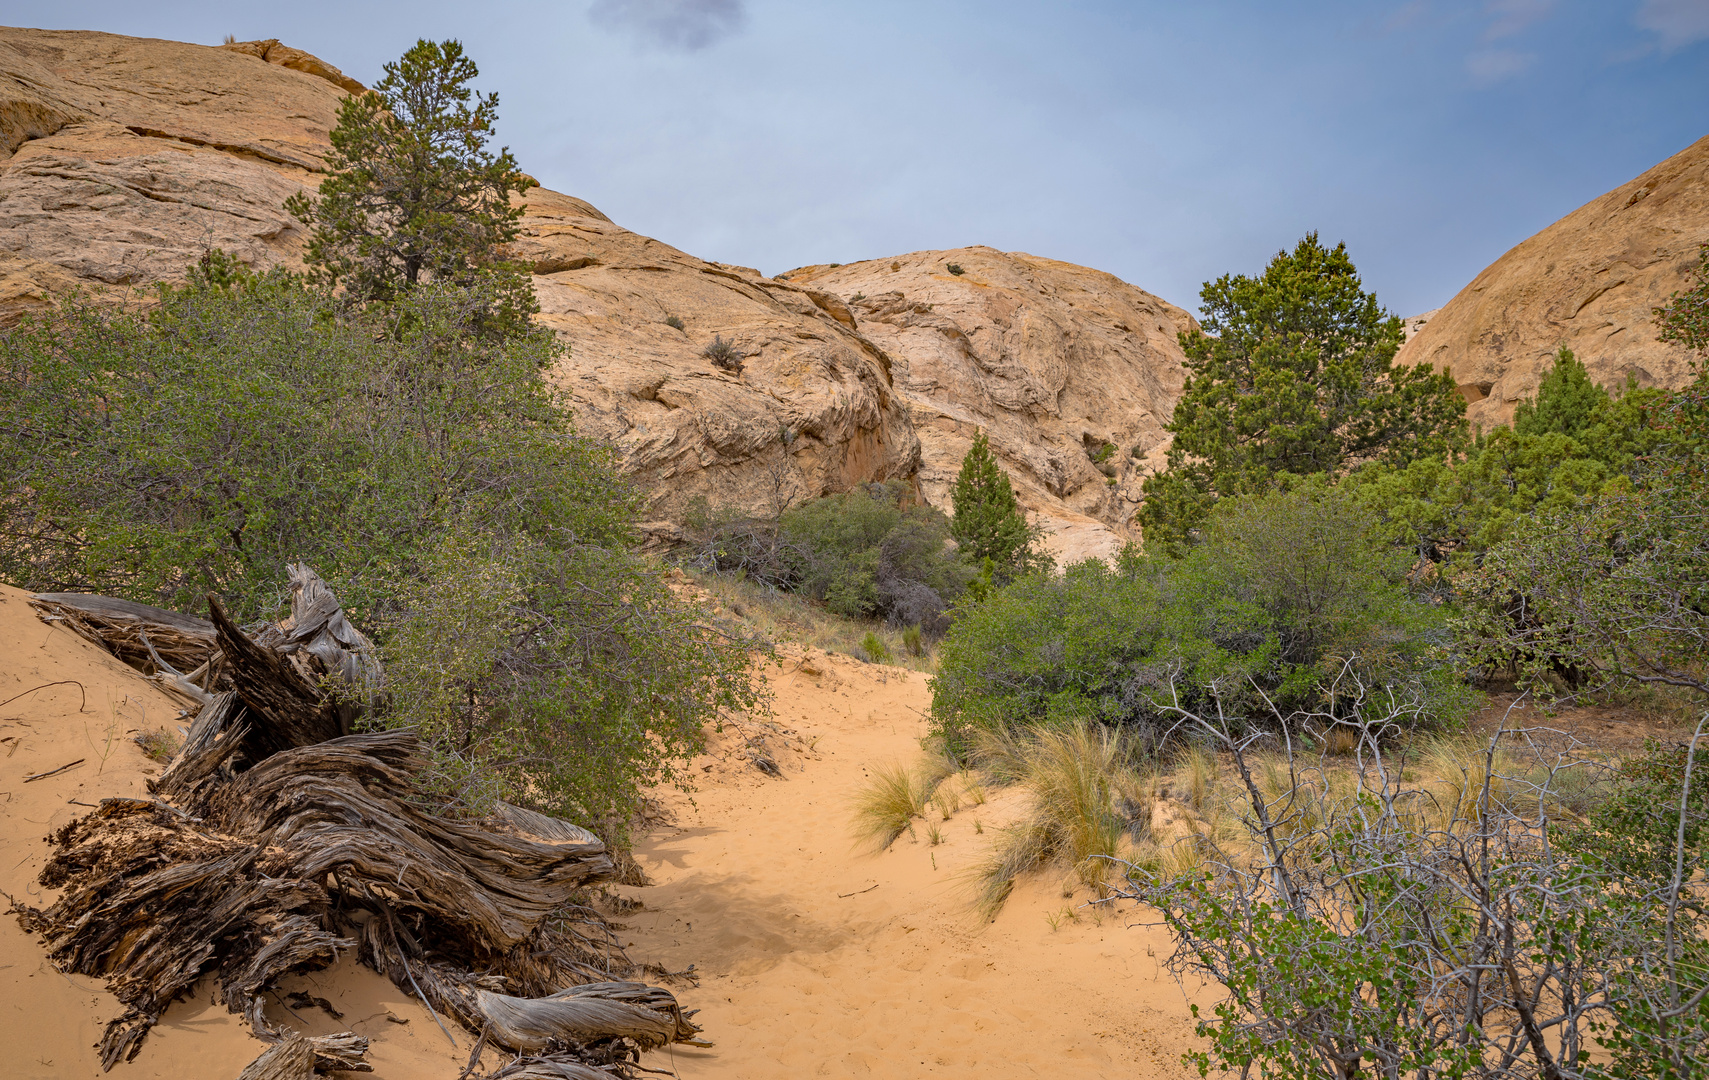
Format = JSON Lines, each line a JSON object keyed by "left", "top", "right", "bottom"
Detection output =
{"left": 8, "top": 1, "right": 1708, "bottom": 314}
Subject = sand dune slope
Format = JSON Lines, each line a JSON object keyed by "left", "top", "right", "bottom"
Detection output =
{"left": 619, "top": 650, "right": 1209, "bottom": 1079}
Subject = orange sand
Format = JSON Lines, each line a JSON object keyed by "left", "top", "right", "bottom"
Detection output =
{"left": 0, "top": 585, "right": 465, "bottom": 1079}
{"left": 619, "top": 650, "right": 1211, "bottom": 1079}
{"left": 1, "top": 589, "right": 1210, "bottom": 1077}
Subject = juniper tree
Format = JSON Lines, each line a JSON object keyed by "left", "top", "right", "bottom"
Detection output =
{"left": 285, "top": 39, "right": 537, "bottom": 335}
{"left": 950, "top": 431, "right": 1044, "bottom": 580}
{"left": 1139, "top": 234, "right": 1466, "bottom": 550}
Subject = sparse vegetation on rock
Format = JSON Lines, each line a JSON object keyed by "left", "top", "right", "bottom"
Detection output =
{"left": 702, "top": 333, "right": 744, "bottom": 373}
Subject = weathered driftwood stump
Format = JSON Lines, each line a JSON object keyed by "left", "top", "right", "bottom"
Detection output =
{"left": 13, "top": 568, "right": 703, "bottom": 1077}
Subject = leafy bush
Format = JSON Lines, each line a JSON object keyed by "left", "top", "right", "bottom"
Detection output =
{"left": 0, "top": 264, "right": 627, "bottom": 623}
{"left": 691, "top": 481, "right": 972, "bottom": 634}
{"left": 930, "top": 482, "right": 1465, "bottom": 753}
{"left": 0, "top": 263, "right": 759, "bottom": 837}
{"left": 1655, "top": 241, "right": 1709, "bottom": 354}
{"left": 1350, "top": 348, "right": 1668, "bottom": 567}
{"left": 946, "top": 263, "right": 965, "bottom": 276}
{"left": 1444, "top": 361, "right": 1707, "bottom": 697}
{"left": 381, "top": 526, "right": 762, "bottom": 833}
{"left": 664, "top": 314, "right": 685, "bottom": 330}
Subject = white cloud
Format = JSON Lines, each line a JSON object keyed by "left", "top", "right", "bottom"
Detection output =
{"left": 587, "top": 0, "right": 747, "bottom": 51}
{"left": 1465, "top": 46, "right": 1537, "bottom": 83}
{"left": 1481, "top": 0, "right": 1556, "bottom": 40}
{"left": 1636, "top": 0, "right": 1709, "bottom": 50}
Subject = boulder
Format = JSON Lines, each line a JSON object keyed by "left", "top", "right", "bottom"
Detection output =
{"left": 0, "top": 27, "right": 343, "bottom": 319}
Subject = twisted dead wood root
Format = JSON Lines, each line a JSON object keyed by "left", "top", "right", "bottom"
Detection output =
{"left": 13, "top": 571, "right": 704, "bottom": 1076}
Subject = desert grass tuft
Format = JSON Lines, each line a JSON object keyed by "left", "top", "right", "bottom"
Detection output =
{"left": 853, "top": 762, "right": 928, "bottom": 848}
{"left": 1422, "top": 737, "right": 1516, "bottom": 829}
{"left": 970, "top": 723, "right": 1030, "bottom": 785}
{"left": 1174, "top": 741, "right": 1217, "bottom": 811}
{"left": 974, "top": 720, "right": 1149, "bottom": 914}
{"left": 1321, "top": 724, "right": 1361, "bottom": 757}
{"left": 964, "top": 776, "right": 988, "bottom": 806}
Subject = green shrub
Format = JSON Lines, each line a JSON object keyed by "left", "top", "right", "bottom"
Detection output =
{"left": 902, "top": 624, "right": 925, "bottom": 657}
{"left": 0, "top": 266, "right": 628, "bottom": 623}
{"left": 930, "top": 482, "right": 1465, "bottom": 753}
{"left": 859, "top": 630, "right": 891, "bottom": 664}
{"left": 946, "top": 263, "right": 965, "bottom": 276}
{"left": 691, "top": 480, "right": 972, "bottom": 634}
{"left": 1349, "top": 348, "right": 1668, "bottom": 567}
{"left": 0, "top": 263, "right": 760, "bottom": 838}
{"left": 664, "top": 314, "right": 685, "bottom": 330}
{"left": 381, "top": 527, "right": 762, "bottom": 834}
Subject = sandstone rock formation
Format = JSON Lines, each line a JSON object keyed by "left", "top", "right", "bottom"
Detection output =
{"left": 0, "top": 28, "right": 920, "bottom": 529}
{"left": 1397, "top": 133, "right": 1708, "bottom": 430}
{"left": 786, "top": 252, "right": 1195, "bottom": 563}
{"left": 0, "top": 28, "right": 344, "bottom": 317}
{"left": 514, "top": 194, "right": 920, "bottom": 532}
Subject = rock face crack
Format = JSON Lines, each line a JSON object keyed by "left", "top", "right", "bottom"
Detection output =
{"left": 122, "top": 125, "right": 324, "bottom": 171}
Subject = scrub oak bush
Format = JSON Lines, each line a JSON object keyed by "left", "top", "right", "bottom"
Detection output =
{"left": 929, "top": 482, "right": 1467, "bottom": 755}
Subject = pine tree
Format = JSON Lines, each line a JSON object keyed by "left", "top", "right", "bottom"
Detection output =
{"left": 950, "top": 431, "right": 1042, "bottom": 578}
{"left": 1138, "top": 233, "right": 1466, "bottom": 550}
{"left": 1513, "top": 348, "right": 1609, "bottom": 439}
{"left": 285, "top": 39, "right": 536, "bottom": 335}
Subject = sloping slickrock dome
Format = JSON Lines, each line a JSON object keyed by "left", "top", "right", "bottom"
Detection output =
{"left": 1397, "top": 133, "right": 1709, "bottom": 429}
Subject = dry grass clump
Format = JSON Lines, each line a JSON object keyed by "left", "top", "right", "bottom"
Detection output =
{"left": 970, "top": 723, "right": 1030, "bottom": 785}
{"left": 853, "top": 762, "right": 929, "bottom": 847}
{"left": 1320, "top": 724, "right": 1362, "bottom": 757}
{"left": 1172, "top": 741, "right": 1218, "bottom": 811}
{"left": 1421, "top": 737, "right": 1517, "bottom": 828}
{"left": 974, "top": 720, "right": 1152, "bottom": 917}
{"left": 853, "top": 751, "right": 957, "bottom": 848}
